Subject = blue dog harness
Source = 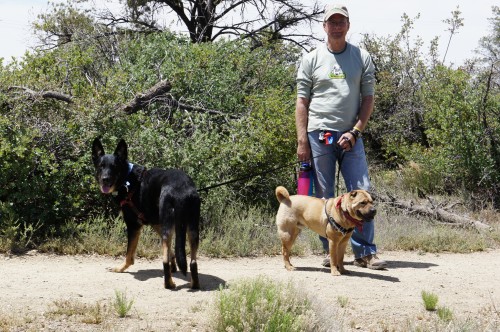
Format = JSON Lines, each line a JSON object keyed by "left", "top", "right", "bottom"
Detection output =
{"left": 119, "top": 163, "right": 148, "bottom": 225}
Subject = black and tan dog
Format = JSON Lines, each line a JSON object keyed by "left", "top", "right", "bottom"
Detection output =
{"left": 275, "top": 186, "right": 376, "bottom": 276}
{"left": 92, "top": 138, "right": 200, "bottom": 289}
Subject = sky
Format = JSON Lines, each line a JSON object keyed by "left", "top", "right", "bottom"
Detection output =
{"left": 0, "top": 0, "right": 497, "bottom": 66}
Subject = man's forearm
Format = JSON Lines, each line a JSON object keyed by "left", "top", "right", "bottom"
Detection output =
{"left": 355, "top": 95, "right": 374, "bottom": 131}
{"left": 295, "top": 97, "right": 309, "bottom": 143}
{"left": 295, "top": 97, "right": 311, "bottom": 161}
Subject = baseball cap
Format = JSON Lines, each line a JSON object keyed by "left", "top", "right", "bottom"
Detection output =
{"left": 324, "top": 4, "right": 349, "bottom": 21}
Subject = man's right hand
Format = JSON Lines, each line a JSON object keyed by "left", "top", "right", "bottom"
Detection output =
{"left": 297, "top": 140, "right": 311, "bottom": 163}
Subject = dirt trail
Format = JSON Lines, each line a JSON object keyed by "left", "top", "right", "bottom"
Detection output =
{"left": 1, "top": 250, "right": 499, "bottom": 331}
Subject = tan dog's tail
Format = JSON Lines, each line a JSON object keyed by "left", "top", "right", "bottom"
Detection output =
{"left": 275, "top": 186, "right": 290, "bottom": 203}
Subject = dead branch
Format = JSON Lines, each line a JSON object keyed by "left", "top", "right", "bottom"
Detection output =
{"left": 118, "top": 80, "right": 237, "bottom": 120}
{"left": 373, "top": 192, "right": 492, "bottom": 233}
{"left": 119, "top": 80, "right": 173, "bottom": 114}
{"left": 157, "top": 96, "right": 238, "bottom": 119}
{"left": 8, "top": 86, "right": 73, "bottom": 104}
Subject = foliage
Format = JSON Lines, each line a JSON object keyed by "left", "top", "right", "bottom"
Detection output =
{"left": 336, "top": 296, "right": 349, "bottom": 308}
{"left": 1, "top": 2, "right": 499, "bottom": 251}
{"left": 200, "top": 203, "right": 281, "bottom": 257}
{"left": 361, "top": 13, "right": 430, "bottom": 163}
{"left": 210, "top": 276, "right": 320, "bottom": 332}
{"left": 421, "top": 290, "right": 439, "bottom": 311}
{"left": 419, "top": 66, "right": 499, "bottom": 195}
{"left": 113, "top": 290, "right": 134, "bottom": 318}
{"left": 362, "top": 9, "right": 500, "bottom": 206}
{"left": 0, "top": 3, "right": 300, "bottom": 246}
{"left": 437, "top": 306, "right": 453, "bottom": 323}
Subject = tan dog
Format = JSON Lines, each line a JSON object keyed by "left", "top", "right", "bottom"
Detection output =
{"left": 275, "top": 186, "right": 376, "bottom": 276}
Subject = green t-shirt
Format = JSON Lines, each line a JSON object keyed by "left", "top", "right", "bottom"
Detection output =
{"left": 296, "top": 43, "right": 375, "bottom": 132}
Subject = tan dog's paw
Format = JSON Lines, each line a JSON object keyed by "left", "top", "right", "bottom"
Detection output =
{"left": 285, "top": 264, "right": 296, "bottom": 271}
{"left": 330, "top": 267, "right": 343, "bottom": 276}
{"left": 108, "top": 264, "right": 129, "bottom": 273}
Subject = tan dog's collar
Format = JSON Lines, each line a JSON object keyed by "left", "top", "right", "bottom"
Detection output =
{"left": 324, "top": 198, "right": 355, "bottom": 235}
{"left": 336, "top": 195, "right": 364, "bottom": 230}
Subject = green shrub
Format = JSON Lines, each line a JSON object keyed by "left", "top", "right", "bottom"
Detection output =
{"left": 0, "top": 32, "right": 299, "bottom": 247}
{"left": 210, "top": 276, "right": 319, "bottom": 332}
{"left": 113, "top": 290, "right": 134, "bottom": 318}
{"left": 421, "top": 290, "right": 439, "bottom": 311}
{"left": 437, "top": 306, "right": 453, "bottom": 322}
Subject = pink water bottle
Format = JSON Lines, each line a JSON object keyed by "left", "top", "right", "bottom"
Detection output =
{"left": 297, "top": 162, "right": 312, "bottom": 195}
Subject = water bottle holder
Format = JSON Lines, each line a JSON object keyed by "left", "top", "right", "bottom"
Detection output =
{"left": 297, "top": 169, "right": 314, "bottom": 196}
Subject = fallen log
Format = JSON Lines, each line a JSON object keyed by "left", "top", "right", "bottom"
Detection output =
{"left": 372, "top": 192, "right": 492, "bottom": 233}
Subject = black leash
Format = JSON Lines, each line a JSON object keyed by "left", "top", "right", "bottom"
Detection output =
{"left": 197, "top": 160, "right": 297, "bottom": 193}
{"left": 197, "top": 151, "right": 334, "bottom": 193}
{"left": 336, "top": 149, "right": 345, "bottom": 197}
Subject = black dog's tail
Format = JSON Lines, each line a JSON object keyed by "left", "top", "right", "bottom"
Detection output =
{"left": 175, "top": 208, "right": 188, "bottom": 276}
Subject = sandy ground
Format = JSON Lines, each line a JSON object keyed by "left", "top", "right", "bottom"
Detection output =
{"left": 1, "top": 250, "right": 499, "bottom": 331}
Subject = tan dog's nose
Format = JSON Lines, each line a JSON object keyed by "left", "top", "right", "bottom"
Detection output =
{"left": 365, "top": 207, "right": 376, "bottom": 220}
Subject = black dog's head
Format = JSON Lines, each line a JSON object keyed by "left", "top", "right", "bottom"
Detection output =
{"left": 91, "top": 138, "right": 129, "bottom": 194}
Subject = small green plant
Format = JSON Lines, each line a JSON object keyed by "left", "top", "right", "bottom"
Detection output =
{"left": 0, "top": 205, "right": 42, "bottom": 253}
{"left": 421, "top": 290, "right": 439, "bottom": 311}
{"left": 113, "top": 290, "right": 134, "bottom": 318}
{"left": 437, "top": 306, "right": 453, "bottom": 322}
{"left": 337, "top": 296, "right": 349, "bottom": 308}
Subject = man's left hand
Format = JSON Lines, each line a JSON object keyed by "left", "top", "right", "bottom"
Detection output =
{"left": 337, "top": 133, "right": 355, "bottom": 151}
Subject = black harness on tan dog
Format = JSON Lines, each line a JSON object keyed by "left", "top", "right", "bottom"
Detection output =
{"left": 115, "top": 163, "right": 148, "bottom": 225}
{"left": 324, "top": 195, "right": 363, "bottom": 235}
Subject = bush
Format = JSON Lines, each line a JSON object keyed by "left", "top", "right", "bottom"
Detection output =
{"left": 0, "top": 32, "right": 299, "bottom": 247}
{"left": 210, "top": 276, "right": 320, "bottom": 332}
{"left": 421, "top": 290, "right": 439, "bottom": 311}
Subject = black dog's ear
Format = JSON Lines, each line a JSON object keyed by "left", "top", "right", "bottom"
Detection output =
{"left": 92, "top": 138, "right": 105, "bottom": 167}
{"left": 114, "top": 139, "right": 128, "bottom": 161}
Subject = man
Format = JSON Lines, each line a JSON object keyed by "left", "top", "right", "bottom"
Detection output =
{"left": 295, "top": 3, "right": 387, "bottom": 270}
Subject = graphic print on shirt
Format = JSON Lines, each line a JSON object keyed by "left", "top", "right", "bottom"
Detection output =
{"left": 328, "top": 65, "right": 345, "bottom": 79}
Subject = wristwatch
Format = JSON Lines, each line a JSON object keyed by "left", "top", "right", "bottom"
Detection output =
{"left": 349, "top": 127, "right": 362, "bottom": 140}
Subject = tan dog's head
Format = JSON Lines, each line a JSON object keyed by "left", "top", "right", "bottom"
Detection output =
{"left": 344, "top": 190, "right": 376, "bottom": 221}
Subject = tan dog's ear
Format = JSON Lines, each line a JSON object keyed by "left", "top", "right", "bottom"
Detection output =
{"left": 349, "top": 191, "right": 358, "bottom": 198}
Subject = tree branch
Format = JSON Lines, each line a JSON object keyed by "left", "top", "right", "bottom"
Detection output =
{"left": 118, "top": 80, "right": 173, "bottom": 114}
{"left": 8, "top": 86, "right": 73, "bottom": 104}
{"left": 372, "top": 191, "right": 492, "bottom": 233}
{"left": 118, "top": 79, "right": 237, "bottom": 119}
{"left": 157, "top": 96, "right": 238, "bottom": 119}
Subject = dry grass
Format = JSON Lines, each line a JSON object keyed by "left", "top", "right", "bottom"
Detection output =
{"left": 47, "top": 299, "right": 110, "bottom": 325}
{"left": 371, "top": 168, "right": 500, "bottom": 253}
{"left": 208, "top": 276, "right": 322, "bottom": 332}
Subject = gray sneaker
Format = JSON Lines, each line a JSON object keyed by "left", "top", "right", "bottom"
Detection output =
{"left": 354, "top": 254, "right": 387, "bottom": 270}
{"left": 322, "top": 255, "right": 330, "bottom": 267}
